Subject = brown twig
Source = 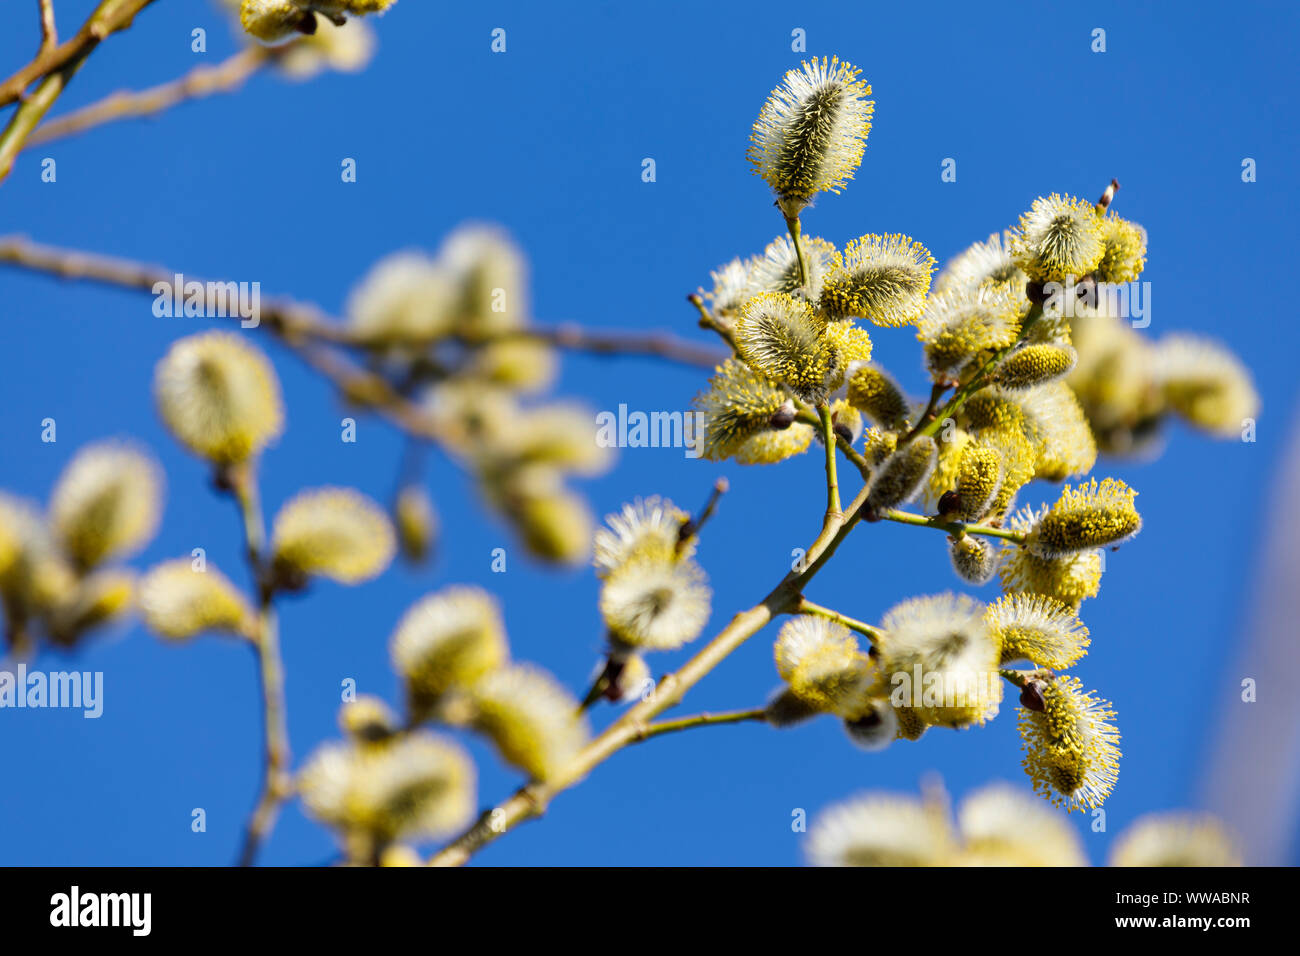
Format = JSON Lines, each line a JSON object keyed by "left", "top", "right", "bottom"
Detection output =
{"left": 38, "top": 0, "right": 59, "bottom": 56}
{"left": 25, "top": 46, "right": 276, "bottom": 148}
{"left": 0, "top": 0, "right": 157, "bottom": 108}
{"left": 0, "top": 235, "right": 724, "bottom": 370}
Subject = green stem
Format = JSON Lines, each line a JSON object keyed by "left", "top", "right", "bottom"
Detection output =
{"left": 796, "top": 598, "right": 884, "bottom": 644}
{"left": 880, "top": 508, "right": 1025, "bottom": 544}
{"left": 784, "top": 214, "right": 808, "bottom": 289}
{"left": 817, "top": 403, "right": 841, "bottom": 520}
{"left": 632, "top": 708, "right": 769, "bottom": 743}
{"left": 797, "top": 406, "right": 872, "bottom": 478}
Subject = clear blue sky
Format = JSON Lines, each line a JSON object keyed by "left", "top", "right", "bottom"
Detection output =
{"left": 1, "top": 0, "right": 1296, "bottom": 865}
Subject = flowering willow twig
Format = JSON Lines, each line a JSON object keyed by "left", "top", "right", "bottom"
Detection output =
{"left": 578, "top": 478, "right": 732, "bottom": 711}
{"left": 23, "top": 46, "right": 277, "bottom": 148}
{"left": 795, "top": 598, "right": 883, "bottom": 643}
{"left": 223, "top": 463, "right": 293, "bottom": 868}
{"left": 428, "top": 479, "right": 875, "bottom": 866}
{"left": 631, "top": 708, "right": 768, "bottom": 743}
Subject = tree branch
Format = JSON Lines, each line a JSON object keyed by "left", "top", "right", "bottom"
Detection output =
{"left": 25, "top": 46, "right": 276, "bottom": 148}
{"left": 0, "top": 0, "right": 157, "bottom": 108}
{"left": 428, "top": 479, "right": 875, "bottom": 866}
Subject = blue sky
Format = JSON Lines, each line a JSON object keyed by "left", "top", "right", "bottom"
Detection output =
{"left": 1, "top": 0, "right": 1297, "bottom": 865}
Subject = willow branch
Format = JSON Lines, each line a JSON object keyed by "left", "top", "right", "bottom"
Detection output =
{"left": 501, "top": 323, "right": 725, "bottom": 369}
{"left": 225, "top": 463, "right": 292, "bottom": 868}
{"left": 0, "top": 235, "right": 722, "bottom": 370}
{"left": 428, "top": 480, "right": 874, "bottom": 866}
{"left": 631, "top": 708, "right": 768, "bottom": 743}
{"left": 0, "top": 0, "right": 157, "bottom": 108}
{"left": 25, "top": 46, "right": 276, "bottom": 148}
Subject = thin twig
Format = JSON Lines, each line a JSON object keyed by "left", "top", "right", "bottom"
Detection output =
{"left": 0, "top": 235, "right": 723, "bottom": 369}
{"left": 38, "top": 0, "right": 58, "bottom": 56}
{"left": 879, "top": 508, "right": 1025, "bottom": 543}
{"left": 224, "top": 463, "right": 293, "bottom": 868}
{"left": 0, "top": 0, "right": 157, "bottom": 108}
{"left": 25, "top": 46, "right": 275, "bottom": 148}
{"left": 630, "top": 708, "right": 768, "bottom": 743}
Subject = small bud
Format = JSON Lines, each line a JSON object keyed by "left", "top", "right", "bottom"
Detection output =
{"left": 768, "top": 401, "right": 797, "bottom": 430}
{"left": 1020, "top": 680, "right": 1047, "bottom": 712}
{"left": 936, "top": 489, "right": 962, "bottom": 517}
{"left": 339, "top": 695, "right": 400, "bottom": 745}
{"left": 394, "top": 484, "right": 438, "bottom": 564}
{"left": 603, "top": 653, "right": 652, "bottom": 703}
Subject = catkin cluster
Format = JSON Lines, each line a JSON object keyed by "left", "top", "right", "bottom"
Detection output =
{"left": 345, "top": 224, "right": 610, "bottom": 566}
{"left": 673, "top": 56, "right": 1253, "bottom": 819}
{"left": 0, "top": 443, "right": 160, "bottom": 653}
